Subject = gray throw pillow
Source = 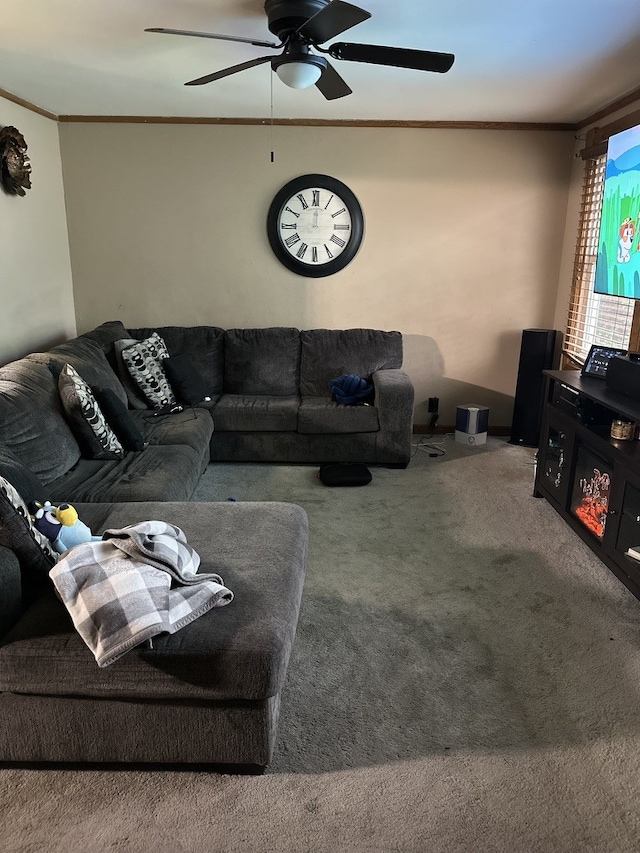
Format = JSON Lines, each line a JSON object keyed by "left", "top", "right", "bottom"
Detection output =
{"left": 58, "top": 364, "right": 125, "bottom": 460}
{"left": 121, "top": 333, "right": 177, "bottom": 410}
{"left": 0, "top": 475, "right": 58, "bottom": 576}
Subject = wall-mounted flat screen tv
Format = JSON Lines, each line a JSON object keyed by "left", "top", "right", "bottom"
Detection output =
{"left": 593, "top": 123, "right": 640, "bottom": 298}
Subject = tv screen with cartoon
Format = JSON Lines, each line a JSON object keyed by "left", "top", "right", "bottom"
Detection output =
{"left": 593, "top": 123, "right": 640, "bottom": 297}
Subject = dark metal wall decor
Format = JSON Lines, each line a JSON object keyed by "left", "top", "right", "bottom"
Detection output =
{"left": 0, "top": 126, "right": 32, "bottom": 196}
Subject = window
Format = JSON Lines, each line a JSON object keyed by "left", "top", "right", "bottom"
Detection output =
{"left": 564, "top": 155, "right": 635, "bottom": 367}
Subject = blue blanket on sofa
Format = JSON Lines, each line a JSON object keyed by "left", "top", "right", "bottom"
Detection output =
{"left": 329, "top": 374, "right": 374, "bottom": 405}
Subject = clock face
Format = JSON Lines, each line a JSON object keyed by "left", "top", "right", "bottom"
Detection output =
{"left": 267, "top": 174, "right": 364, "bottom": 278}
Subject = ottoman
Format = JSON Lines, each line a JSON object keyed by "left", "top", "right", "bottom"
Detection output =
{"left": 0, "top": 501, "right": 308, "bottom": 772}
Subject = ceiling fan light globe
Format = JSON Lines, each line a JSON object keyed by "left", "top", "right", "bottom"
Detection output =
{"left": 276, "top": 61, "right": 322, "bottom": 89}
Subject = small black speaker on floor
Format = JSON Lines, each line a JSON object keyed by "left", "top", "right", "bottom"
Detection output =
{"left": 510, "top": 328, "right": 562, "bottom": 447}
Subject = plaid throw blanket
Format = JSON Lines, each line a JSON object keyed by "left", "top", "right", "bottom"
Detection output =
{"left": 49, "top": 521, "right": 233, "bottom": 668}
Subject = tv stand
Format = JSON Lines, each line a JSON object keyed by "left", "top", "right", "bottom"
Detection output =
{"left": 535, "top": 369, "right": 640, "bottom": 600}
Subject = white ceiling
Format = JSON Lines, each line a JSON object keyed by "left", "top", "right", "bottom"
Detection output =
{"left": 1, "top": 0, "right": 639, "bottom": 123}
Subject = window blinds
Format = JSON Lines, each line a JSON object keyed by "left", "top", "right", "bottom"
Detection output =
{"left": 563, "top": 155, "right": 635, "bottom": 367}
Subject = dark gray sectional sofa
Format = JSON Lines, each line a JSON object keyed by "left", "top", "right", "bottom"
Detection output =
{"left": 0, "top": 320, "right": 413, "bottom": 503}
{"left": 0, "top": 501, "right": 308, "bottom": 770}
{"left": 0, "top": 332, "right": 212, "bottom": 503}
{"left": 0, "top": 320, "right": 413, "bottom": 769}
{"left": 87, "top": 320, "right": 414, "bottom": 469}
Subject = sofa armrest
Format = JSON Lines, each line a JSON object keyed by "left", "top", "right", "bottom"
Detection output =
{"left": 0, "top": 546, "right": 22, "bottom": 641}
{"left": 372, "top": 369, "right": 415, "bottom": 464}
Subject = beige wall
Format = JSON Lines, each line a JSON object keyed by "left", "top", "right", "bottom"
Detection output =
{"left": 0, "top": 99, "right": 75, "bottom": 364}
{"left": 59, "top": 122, "right": 574, "bottom": 426}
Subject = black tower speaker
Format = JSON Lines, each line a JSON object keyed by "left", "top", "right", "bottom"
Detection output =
{"left": 510, "top": 329, "right": 562, "bottom": 447}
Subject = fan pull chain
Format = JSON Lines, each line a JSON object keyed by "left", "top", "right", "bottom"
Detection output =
{"left": 270, "top": 71, "right": 275, "bottom": 163}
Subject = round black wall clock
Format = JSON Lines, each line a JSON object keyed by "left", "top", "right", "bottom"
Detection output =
{"left": 267, "top": 174, "right": 364, "bottom": 278}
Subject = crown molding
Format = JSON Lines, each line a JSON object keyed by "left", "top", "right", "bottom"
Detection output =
{"left": 1, "top": 80, "right": 638, "bottom": 133}
{"left": 0, "top": 86, "right": 578, "bottom": 131}
{"left": 576, "top": 85, "right": 640, "bottom": 130}
{"left": 56, "top": 114, "right": 575, "bottom": 130}
{"left": 0, "top": 87, "right": 58, "bottom": 121}
{"left": 578, "top": 105, "right": 640, "bottom": 159}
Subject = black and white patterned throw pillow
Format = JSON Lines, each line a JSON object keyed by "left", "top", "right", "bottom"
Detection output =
{"left": 59, "top": 363, "right": 125, "bottom": 459}
{"left": 121, "top": 332, "right": 177, "bottom": 410}
{"left": 0, "top": 475, "right": 58, "bottom": 574}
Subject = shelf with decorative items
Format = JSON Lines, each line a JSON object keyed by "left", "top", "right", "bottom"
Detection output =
{"left": 535, "top": 370, "right": 640, "bottom": 599}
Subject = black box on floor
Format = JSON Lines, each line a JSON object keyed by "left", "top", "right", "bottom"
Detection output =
{"left": 319, "top": 464, "right": 372, "bottom": 487}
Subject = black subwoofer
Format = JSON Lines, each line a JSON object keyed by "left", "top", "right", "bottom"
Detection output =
{"left": 510, "top": 328, "right": 562, "bottom": 447}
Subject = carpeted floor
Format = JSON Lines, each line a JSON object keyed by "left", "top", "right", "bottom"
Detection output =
{"left": 2, "top": 437, "right": 640, "bottom": 852}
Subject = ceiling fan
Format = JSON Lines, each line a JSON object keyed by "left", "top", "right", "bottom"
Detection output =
{"left": 145, "top": 0, "right": 455, "bottom": 100}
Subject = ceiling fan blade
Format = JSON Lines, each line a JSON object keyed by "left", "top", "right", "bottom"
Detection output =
{"left": 185, "top": 55, "right": 273, "bottom": 86}
{"left": 296, "top": 1, "right": 371, "bottom": 45}
{"left": 328, "top": 42, "right": 455, "bottom": 73}
{"left": 315, "top": 60, "right": 352, "bottom": 100}
{"left": 145, "top": 27, "right": 279, "bottom": 49}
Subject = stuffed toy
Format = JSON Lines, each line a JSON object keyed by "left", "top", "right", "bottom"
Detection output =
{"left": 30, "top": 501, "right": 101, "bottom": 554}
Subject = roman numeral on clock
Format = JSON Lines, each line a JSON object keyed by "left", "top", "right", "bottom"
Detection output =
{"left": 324, "top": 244, "right": 334, "bottom": 259}
{"left": 284, "top": 233, "right": 301, "bottom": 248}
{"left": 296, "top": 242, "right": 309, "bottom": 259}
{"left": 281, "top": 223, "right": 297, "bottom": 230}
{"left": 330, "top": 234, "right": 346, "bottom": 248}
{"left": 334, "top": 224, "right": 350, "bottom": 231}
{"left": 312, "top": 190, "right": 320, "bottom": 207}
{"left": 312, "top": 246, "right": 318, "bottom": 263}
{"left": 284, "top": 206, "right": 300, "bottom": 218}
{"left": 331, "top": 208, "right": 346, "bottom": 218}
{"left": 296, "top": 193, "right": 309, "bottom": 210}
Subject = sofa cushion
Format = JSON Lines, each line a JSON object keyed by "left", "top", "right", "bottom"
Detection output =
{"left": 92, "top": 388, "right": 146, "bottom": 452}
{"left": 79, "top": 322, "right": 153, "bottom": 409}
{"left": 297, "top": 397, "right": 380, "bottom": 434}
{"left": 0, "top": 475, "right": 57, "bottom": 578}
{"left": 130, "top": 407, "right": 214, "bottom": 454}
{"left": 0, "top": 546, "right": 22, "bottom": 642}
{"left": 224, "top": 328, "right": 300, "bottom": 396}
{"left": 121, "top": 333, "right": 177, "bottom": 409}
{"left": 44, "top": 444, "right": 204, "bottom": 503}
{"left": 58, "top": 365, "right": 125, "bottom": 460}
{"left": 79, "top": 320, "right": 131, "bottom": 351}
{"left": 0, "top": 501, "right": 308, "bottom": 703}
{"left": 130, "top": 326, "right": 226, "bottom": 397}
{"left": 33, "top": 336, "right": 128, "bottom": 409}
{"left": 0, "top": 444, "right": 45, "bottom": 507}
{"left": 213, "top": 395, "right": 300, "bottom": 432}
{"left": 0, "top": 359, "right": 82, "bottom": 484}
{"left": 299, "top": 328, "right": 403, "bottom": 397}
